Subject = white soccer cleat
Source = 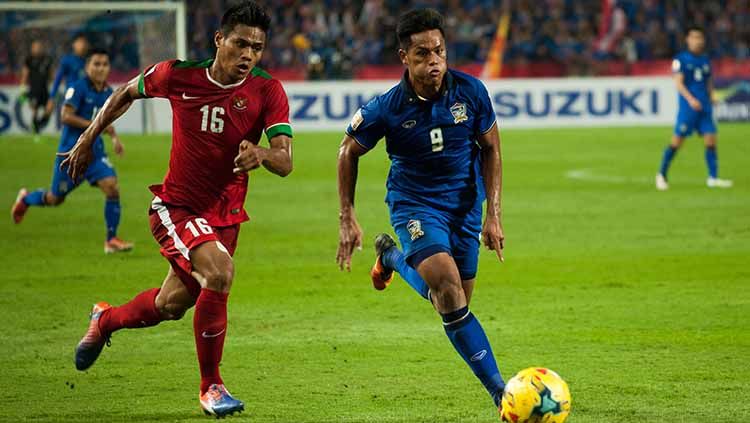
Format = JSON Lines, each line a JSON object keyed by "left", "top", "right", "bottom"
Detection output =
{"left": 707, "top": 178, "right": 733, "bottom": 188}
{"left": 655, "top": 174, "right": 669, "bottom": 191}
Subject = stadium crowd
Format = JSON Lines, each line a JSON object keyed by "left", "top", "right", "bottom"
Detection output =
{"left": 1, "top": 0, "right": 749, "bottom": 79}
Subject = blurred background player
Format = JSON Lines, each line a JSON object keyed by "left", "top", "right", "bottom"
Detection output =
{"left": 61, "top": 1, "right": 293, "bottom": 418}
{"left": 19, "top": 40, "right": 54, "bottom": 139}
{"left": 337, "top": 8, "right": 507, "bottom": 415}
{"left": 656, "top": 26, "right": 733, "bottom": 191}
{"left": 48, "top": 34, "right": 89, "bottom": 115}
{"left": 11, "top": 48, "right": 132, "bottom": 254}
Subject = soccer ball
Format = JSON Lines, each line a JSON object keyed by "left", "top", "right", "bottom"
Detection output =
{"left": 500, "top": 367, "right": 571, "bottom": 423}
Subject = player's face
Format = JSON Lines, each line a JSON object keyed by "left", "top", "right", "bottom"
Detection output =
{"left": 399, "top": 29, "right": 447, "bottom": 88}
{"left": 215, "top": 24, "right": 266, "bottom": 82}
{"left": 73, "top": 38, "right": 88, "bottom": 56}
{"left": 86, "top": 54, "right": 110, "bottom": 84}
{"left": 686, "top": 30, "right": 705, "bottom": 54}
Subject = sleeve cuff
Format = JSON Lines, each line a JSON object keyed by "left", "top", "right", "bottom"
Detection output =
{"left": 479, "top": 119, "right": 497, "bottom": 135}
{"left": 265, "top": 122, "right": 293, "bottom": 139}
{"left": 345, "top": 130, "right": 374, "bottom": 150}
{"left": 137, "top": 72, "right": 147, "bottom": 97}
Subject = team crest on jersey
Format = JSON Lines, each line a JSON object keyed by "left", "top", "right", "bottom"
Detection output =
{"left": 232, "top": 95, "right": 248, "bottom": 111}
{"left": 407, "top": 219, "right": 425, "bottom": 241}
{"left": 450, "top": 102, "right": 468, "bottom": 124}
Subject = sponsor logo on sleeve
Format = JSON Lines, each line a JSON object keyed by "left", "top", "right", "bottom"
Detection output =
{"left": 350, "top": 108, "right": 364, "bottom": 131}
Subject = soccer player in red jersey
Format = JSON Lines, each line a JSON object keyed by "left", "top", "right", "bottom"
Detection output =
{"left": 60, "top": 2, "right": 292, "bottom": 417}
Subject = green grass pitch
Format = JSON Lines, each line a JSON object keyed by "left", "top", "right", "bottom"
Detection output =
{"left": 1, "top": 125, "right": 749, "bottom": 422}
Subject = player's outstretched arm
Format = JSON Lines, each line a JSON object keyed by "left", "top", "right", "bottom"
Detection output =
{"left": 59, "top": 76, "right": 142, "bottom": 180}
{"left": 478, "top": 122, "right": 505, "bottom": 262}
{"left": 336, "top": 135, "right": 368, "bottom": 271}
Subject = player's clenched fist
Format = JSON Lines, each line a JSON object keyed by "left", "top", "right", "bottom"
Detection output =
{"left": 233, "top": 140, "right": 265, "bottom": 173}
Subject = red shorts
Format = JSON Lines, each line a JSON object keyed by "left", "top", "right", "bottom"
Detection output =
{"left": 149, "top": 196, "right": 240, "bottom": 298}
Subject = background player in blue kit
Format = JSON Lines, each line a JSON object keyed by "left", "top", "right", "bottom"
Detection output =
{"left": 47, "top": 34, "right": 89, "bottom": 116}
{"left": 12, "top": 48, "right": 133, "bottom": 254}
{"left": 337, "top": 9, "right": 507, "bottom": 415}
{"left": 656, "top": 26, "right": 733, "bottom": 191}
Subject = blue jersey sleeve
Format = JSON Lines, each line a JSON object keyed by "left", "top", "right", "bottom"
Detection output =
{"left": 50, "top": 56, "right": 70, "bottom": 98}
{"left": 474, "top": 82, "right": 496, "bottom": 135}
{"left": 345, "top": 97, "right": 385, "bottom": 150}
{"left": 62, "top": 80, "right": 84, "bottom": 111}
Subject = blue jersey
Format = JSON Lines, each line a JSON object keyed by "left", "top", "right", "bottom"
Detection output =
{"left": 59, "top": 77, "right": 113, "bottom": 156}
{"left": 50, "top": 54, "right": 86, "bottom": 98}
{"left": 672, "top": 51, "right": 712, "bottom": 110}
{"left": 346, "top": 69, "right": 496, "bottom": 214}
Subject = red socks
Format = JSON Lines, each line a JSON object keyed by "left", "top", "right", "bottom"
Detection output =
{"left": 99, "top": 288, "right": 163, "bottom": 334}
{"left": 193, "top": 288, "right": 229, "bottom": 394}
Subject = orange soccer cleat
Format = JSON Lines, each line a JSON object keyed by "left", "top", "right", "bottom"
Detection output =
{"left": 104, "top": 237, "right": 134, "bottom": 254}
{"left": 370, "top": 233, "right": 397, "bottom": 290}
{"left": 11, "top": 188, "right": 29, "bottom": 224}
{"left": 74, "top": 302, "right": 112, "bottom": 371}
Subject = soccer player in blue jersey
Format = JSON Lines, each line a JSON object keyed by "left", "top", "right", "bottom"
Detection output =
{"left": 47, "top": 34, "right": 89, "bottom": 114}
{"left": 12, "top": 48, "right": 133, "bottom": 254}
{"left": 656, "top": 26, "right": 732, "bottom": 190}
{"left": 337, "top": 8, "right": 507, "bottom": 416}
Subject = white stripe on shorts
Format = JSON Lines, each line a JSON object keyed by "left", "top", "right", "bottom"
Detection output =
{"left": 150, "top": 196, "right": 190, "bottom": 260}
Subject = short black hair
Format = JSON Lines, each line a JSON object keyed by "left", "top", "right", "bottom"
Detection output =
{"left": 72, "top": 33, "right": 87, "bottom": 43}
{"left": 396, "top": 8, "right": 445, "bottom": 49}
{"left": 85, "top": 47, "right": 109, "bottom": 62}
{"left": 220, "top": 1, "right": 271, "bottom": 35}
{"left": 685, "top": 25, "right": 704, "bottom": 36}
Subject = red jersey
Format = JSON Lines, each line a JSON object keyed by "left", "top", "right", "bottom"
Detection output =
{"left": 137, "top": 59, "right": 293, "bottom": 226}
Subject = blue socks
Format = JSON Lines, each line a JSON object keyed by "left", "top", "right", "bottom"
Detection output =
{"left": 442, "top": 306, "right": 505, "bottom": 406}
{"left": 105, "top": 197, "right": 121, "bottom": 241}
{"left": 23, "top": 189, "right": 47, "bottom": 206}
{"left": 705, "top": 146, "right": 718, "bottom": 178}
{"left": 382, "top": 246, "right": 430, "bottom": 300}
{"left": 659, "top": 145, "right": 677, "bottom": 178}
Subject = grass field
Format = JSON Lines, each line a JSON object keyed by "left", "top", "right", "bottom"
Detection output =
{"left": 1, "top": 125, "right": 749, "bottom": 423}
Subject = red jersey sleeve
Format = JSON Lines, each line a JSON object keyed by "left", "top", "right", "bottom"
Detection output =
{"left": 262, "top": 79, "right": 293, "bottom": 140}
{"left": 137, "top": 60, "right": 175, "bottom": 98}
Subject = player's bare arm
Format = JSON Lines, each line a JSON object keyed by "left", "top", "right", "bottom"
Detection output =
{"left": 477, "top": 121, "right": 504, "bottom": 262}
{"left": 59, "top": 77, "right": 140, "bottom": 180}
{"left": 233, "top": 135, "right": 292, "bottom": 176}
{"left": 674, "top": 73, "right": 702, "bottom": 111}
{"left": 336, "top": 135, "right": 367, "bottom": 271}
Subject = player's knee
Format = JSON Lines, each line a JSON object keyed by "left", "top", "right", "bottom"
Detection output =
{"left": 429, "top": 274, "right": 463, "bottom": 302}
{"left": 46, "top": 193, "right": 64, "bottom": 206}
{"left": 201, "top": 264, "right": 234, "bottom": 293}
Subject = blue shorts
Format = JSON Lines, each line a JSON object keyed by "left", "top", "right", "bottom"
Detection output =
{"left": 50, "top": 154, "right": 116, "bottom": 197}
{"left": 674, "top": 107, "right": 717, "bottom": 137}
{"left": 389, "top": 199, "right": 482, "bottom": 281}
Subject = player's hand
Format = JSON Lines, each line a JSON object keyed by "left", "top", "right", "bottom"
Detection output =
{"left": 58, "top": 134, "right": 95, "bottom": 181}
{"left": 45, "top": 99, "right": 55, "bottom": 115}
{"left": 688, "top": 98, "right": 703, "bottom": 111}
{"left": 482, "top": 214, "right": 504, "bottom": 262}
{"left": 233, "top": 140, "right": 264, "bottom": 173}
{"left": 112, "top": 136, "right": 124, "bottom": 157}
{"left": 104, "top": 125, "right": 116, "bottom": 136}
{"left": 337, "top": 211, "right": 363, "bottom": 271}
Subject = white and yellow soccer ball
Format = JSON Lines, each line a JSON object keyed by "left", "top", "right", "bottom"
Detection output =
{"left": 500, "top": 367, "right": 571, "bottom": 423}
